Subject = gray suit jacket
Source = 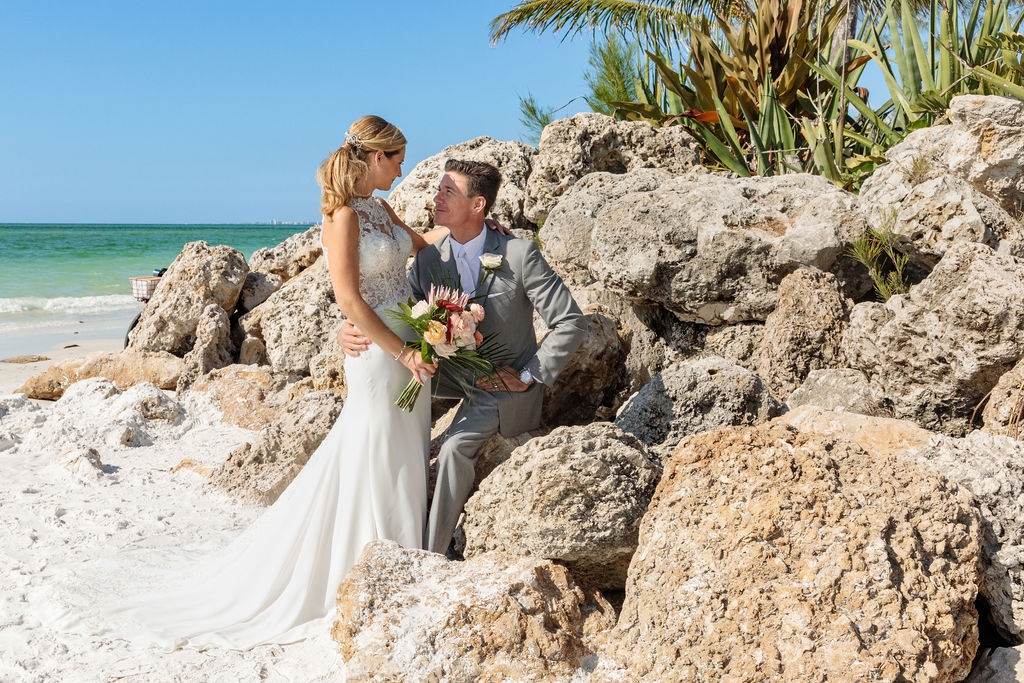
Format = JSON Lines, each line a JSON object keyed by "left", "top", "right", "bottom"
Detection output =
{"left": 408, "top": 229, "right": 586, "bottom": 436}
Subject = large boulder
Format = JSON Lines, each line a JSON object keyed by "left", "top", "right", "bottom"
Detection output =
{"left": 333, "top": 540, "right": 615, "bottom": 682}
{"left": 589, "top": 172, "right": 868, "bottom": 324}
{"left": 525, "top": 113, "right": 700, "bottom": 224}
{"left": 784, "top": 368, "right": 887, "bottom": 415}
{"left": 15, "top": 350, "right": 183, "bottom": 400}
{"left": 177, "top": 304, "right": 236, "bottom": 391}
{"left": 594, "top": 421, "right": 982, "bottom": 682}
{"left": 462, "top": 423, "right": 661, "bottom": 591}
{"left": 187, "top": 364, "right": 307, "bottom": 430}
{"left": 387, "top": 136, "right": 537, "bottom": 232}
{"left": 209, "top": 389, "right": 343, "bottom": 505}
{"left": 878, "top": 95, "right": 1024, "bottom": 217}
{"left": 237, "top": 257, "right": 344, "bottom": 376}
{"left": 909, "top": 430, "right": 1024, "bottom": 643}
{"left": 756, "top": 268, "right": 851, "bottom": 400}
{"left": 614, "top": 356, "right": 781, "bottom": 460}
{"left": 844, "top": 241, "right": 1024, "bottom": 435}
{"left": 778, "top": 404, "right": 935, "bottom": 463}
{"left": 246, "top": 224, "right": 322, "bottom": 282}
{"left": 539, "top": 167, "right": 673, "bottom": 285}
{"left": 859, "top": 169, "right": 1024, "bottom": 270}
{"left": 541, "top": 311, "right": 627, "bottom": 427}
{"left": 127, "top": 241, "right": 248, "bottom": 356}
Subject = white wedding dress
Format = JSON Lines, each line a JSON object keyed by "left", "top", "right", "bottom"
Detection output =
{"left": 37, "top": 196, "right": 430, "bottom": 649}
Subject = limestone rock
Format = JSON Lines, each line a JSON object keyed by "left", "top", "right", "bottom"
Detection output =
{"left": 526, "top": 113, "right": 700, "bottom": 223}
{"left": 307, "top": 347, "right": 348, "bottom": 395}
{"left": 539, "top": 168, "right": 673, "bottom": 285}
{"left": 880, "top": 95, "right": 1024, "bottom": 217}
{"left": 589, "top": 172, "right": 868, "bottom": 324}
{"left": 844, "top": 241, "right": 1024, "bottom": 435}
{"left": 333, "top": 540, "right": 615, "bottom": 682}
{"left": 188, "top": 364, "right": 301, "bottom": 430}
{"left": 177, "top": 304, "right": 236, "bottom": 391}
{"left": 777, "top": 404, "right": 935, "bottom": 461}
{"left": 785, "top": 368, "right": 886, "bottom": 415}
{"left": 238, "top": 258, "right": 344, "bottom": 376}
{"left": 210, "top": 389, "right": 343, "bottom": 505}
{"left": 595, "top": 422, "right": 982, "bottom": 682}
{"left": 463, "top": 423, "right": 661, "bottom": 591}
{"left": 983, "top": 358, "right": 1024, "bottom": 439}
{"left": 614, "top": 356, "right": 781, "bottom": 460}
{"left": 859, "top": 169, "right": 1024, "bottom": 270}
{"left": 388, "top": 136, "right": 537, "bottom": 231}
{"left": 237, "top": 270, "right": 283, "bottom": 315}
{"left": 15, "top": 350, "right": 183, "bottom": 400}
{"left": 909, "top": 430, "right": 1024, "bottom": 643}
{"left": 965, "top": 646, "right": 1024, "bottom": 682}
{"left": 126, "top": 241, "right": 248, "bottom": 356}
{"left": 542, "top": 311, "right": 626, "bottom": 427}
{"left": 756, "top": 268, "right": 851, "bottom": 399}
{"left": 246, "top": 224, "right": 322, "bottom": 282}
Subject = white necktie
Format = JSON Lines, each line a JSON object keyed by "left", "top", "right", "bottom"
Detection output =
{"left": 455, "top": 247, "right": 476, "bottom": 295}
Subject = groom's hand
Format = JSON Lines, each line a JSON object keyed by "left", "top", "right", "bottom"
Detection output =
{"left": 338, "top": 320, "right": 371, "bottom": 357}
{"left": 475, "top": 366, "right": 530, "bottom": 393}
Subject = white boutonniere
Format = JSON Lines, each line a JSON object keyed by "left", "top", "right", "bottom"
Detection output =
{"left": 479, "top": 253, "right": 503, "bottom": 272}
{"left": 475, "top": 253, "right": 503, "bottom": 300}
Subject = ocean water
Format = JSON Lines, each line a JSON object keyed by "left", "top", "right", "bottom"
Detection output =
{"left": 0, "top": 223, "right": 314, "bottom": 358}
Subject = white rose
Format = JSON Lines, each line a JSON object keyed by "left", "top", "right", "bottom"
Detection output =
{"left": 479, "top": 253, "right": 503, "bottom": 270}
{"left": 410, "top": 300, "right": 430, "bottom": 318}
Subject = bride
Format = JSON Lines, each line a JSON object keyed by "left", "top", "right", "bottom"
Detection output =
{"left": 48, "top": 116, "right": 451, "bottom": 649}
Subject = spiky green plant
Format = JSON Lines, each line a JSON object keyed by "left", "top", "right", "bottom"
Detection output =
{"left": 847, "top": 209, "right": 911, "bottom": 301}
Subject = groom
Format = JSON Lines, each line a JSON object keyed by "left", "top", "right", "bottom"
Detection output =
{"left": 342, "top": 158, "right": 585, "bottom": 555}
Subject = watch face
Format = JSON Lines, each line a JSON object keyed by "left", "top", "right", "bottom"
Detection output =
{"left": 519, "top": 370, "right": 532, "bottom": 384}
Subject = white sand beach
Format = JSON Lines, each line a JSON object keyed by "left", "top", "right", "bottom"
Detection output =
{"left": 0, "top": 340, "right": 348, "bottom": 682}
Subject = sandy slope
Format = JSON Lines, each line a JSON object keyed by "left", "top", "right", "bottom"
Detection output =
{"left": 0, "top": 354, "right": 348, "bottom": 682}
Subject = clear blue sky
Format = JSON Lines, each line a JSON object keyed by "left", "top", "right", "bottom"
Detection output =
{"left": 1, "top": 1, "right": 595, "bottom": 224}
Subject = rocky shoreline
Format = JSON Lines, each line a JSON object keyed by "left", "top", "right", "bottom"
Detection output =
{"left": 5, "top": 94, "right": 1024, "bottom": 681}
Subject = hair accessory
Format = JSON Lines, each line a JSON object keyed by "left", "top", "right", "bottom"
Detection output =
{"left": 344, "top": 132, "right": 362, "bottom": 147}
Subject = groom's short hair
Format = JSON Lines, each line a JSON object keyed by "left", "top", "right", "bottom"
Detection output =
{"left": 444, "top": 159, "right": 501, "bottom": 216}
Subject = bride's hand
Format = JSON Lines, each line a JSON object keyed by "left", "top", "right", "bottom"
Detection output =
{"left": 485, "top": 218, "right": 511, "bottom": 236}
{"left": 397, "top": 347, "right": 437, "bottom": 385}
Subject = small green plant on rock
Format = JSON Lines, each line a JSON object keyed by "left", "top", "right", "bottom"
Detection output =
{"left": 848, "top": 209, "right": 911, "bottom": 301}
{"left": 905, "top": 152, "right": 935, "bottom": 185}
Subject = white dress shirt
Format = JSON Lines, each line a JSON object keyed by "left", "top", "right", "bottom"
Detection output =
{"left": 450, "top": 227, "right": 487, "bottom": 295}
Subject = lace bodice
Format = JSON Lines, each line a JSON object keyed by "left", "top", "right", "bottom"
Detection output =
{"left": 326, "top": 197, "right": 413, "bottom": 312}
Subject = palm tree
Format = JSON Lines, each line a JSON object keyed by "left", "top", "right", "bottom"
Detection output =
{"left": 490, "top": 0, "right": 723, "bottom": 63}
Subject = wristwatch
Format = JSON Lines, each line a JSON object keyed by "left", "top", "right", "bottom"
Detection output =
{"left": 519, "top": 368, "right": 536, "bottom": 386}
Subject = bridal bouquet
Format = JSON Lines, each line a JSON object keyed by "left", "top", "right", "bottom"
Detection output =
{"left": 388, "top": 284, "right": 495, "bottom": 411}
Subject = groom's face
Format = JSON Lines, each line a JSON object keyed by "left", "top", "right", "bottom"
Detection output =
{"left": 432, "top": 171, "right": 483, "bottom": 230}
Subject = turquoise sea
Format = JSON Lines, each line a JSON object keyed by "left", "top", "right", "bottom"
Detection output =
{"left": 0, "top": 223, "right": 313, "bottom": 358}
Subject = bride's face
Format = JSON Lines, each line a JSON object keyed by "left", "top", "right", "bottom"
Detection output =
{"left": 370, "top": 147, "right": 405, "bottom": 191}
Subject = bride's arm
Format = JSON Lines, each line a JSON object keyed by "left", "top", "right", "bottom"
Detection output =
{"left": 381, "top": 199, "right": 510, "bottom": 254}
{"left": 321, "top": 209, "right": 435, "bottom": 378}
{"left": 380, "top": 200, "right": 444, "bottom": 254}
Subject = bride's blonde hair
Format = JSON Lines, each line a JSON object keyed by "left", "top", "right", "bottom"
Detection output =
{"left": 316, "top": 115, "right": 407, "bottom": 216}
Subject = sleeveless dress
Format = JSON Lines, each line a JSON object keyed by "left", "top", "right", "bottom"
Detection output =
{"left": 36, "top": 196, "right": 431, "bottom": 649}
